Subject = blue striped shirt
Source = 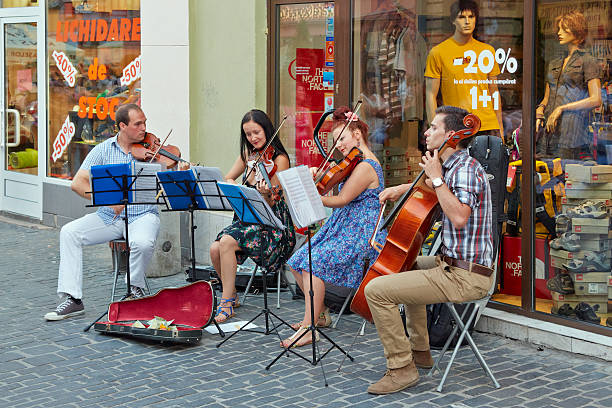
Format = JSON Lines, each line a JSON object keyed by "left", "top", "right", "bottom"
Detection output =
{"left": 79, "top": 135, "right": 159, "bottom": 224}
{"left": 440, "top": 149, "right": 493, "bottom": 267}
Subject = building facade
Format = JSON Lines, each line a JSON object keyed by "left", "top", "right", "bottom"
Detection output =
{"left": 0, "top": 0, "right": 610, "bottom": 352}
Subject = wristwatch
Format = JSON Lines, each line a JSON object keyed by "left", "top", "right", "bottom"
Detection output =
{"left": 432, "top": 177, "right": 444, "bottom": 189}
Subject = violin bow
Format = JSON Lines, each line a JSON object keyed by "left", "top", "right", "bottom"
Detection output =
{"left": 148, "top": 129, "right": 173, "bottom": 163}
{"left": 314, "top": 100, "right": 363, "bottom": 182}
{"left": 242, "top": 114, "right": 287, "bottom": 185}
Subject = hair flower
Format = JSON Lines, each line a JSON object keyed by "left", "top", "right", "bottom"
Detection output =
{"left": 345, "top": 111, "right": 359, "bottom": 122}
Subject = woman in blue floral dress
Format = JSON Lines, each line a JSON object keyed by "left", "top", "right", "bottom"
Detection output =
{"left": 211, "top": 110, "right": 296, "bottom": 323}
{"left": 283, "top": 106, "right": 386, "bottom": 348}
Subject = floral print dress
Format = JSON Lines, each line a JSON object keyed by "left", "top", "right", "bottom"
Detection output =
{"left": 287, "top": 159, "right": 386, "bottom": 289}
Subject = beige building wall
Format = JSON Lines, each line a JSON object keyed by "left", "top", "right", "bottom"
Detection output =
{"left": 189, "top": 0, "right": 268, "bottom": 169}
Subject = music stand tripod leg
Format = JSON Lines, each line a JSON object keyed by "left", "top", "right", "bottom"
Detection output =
{"left": 265, "top": 226, "right": 354, "bottom": 379}
{"left": 216, "top": 225, "right": 292, "bottom": 348}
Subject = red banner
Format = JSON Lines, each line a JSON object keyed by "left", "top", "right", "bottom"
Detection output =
{"left": 295, "top": 48, "right": 332, "bottom": 167}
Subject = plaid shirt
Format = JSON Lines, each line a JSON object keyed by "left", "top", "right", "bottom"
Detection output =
{"left": 79, "top": 135, "right": 158, "bottom": 225}
{"left": 440, "top": 149, "right": 493, "bottom": 267}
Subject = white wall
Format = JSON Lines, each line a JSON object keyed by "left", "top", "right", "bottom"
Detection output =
{"left": 141, "top": 0, "right": 190, "bottom": 160}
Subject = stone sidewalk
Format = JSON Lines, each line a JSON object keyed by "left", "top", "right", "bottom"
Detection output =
{"left": 1, "top": 220, "right": 611, "bottom": 408}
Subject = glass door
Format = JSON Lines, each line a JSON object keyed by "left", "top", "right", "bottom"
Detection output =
{"left": 271, "top": 1, "right": 350, "bottom": 168}
{"left": 0, "top": 17, "right": 42, "bottom": 218}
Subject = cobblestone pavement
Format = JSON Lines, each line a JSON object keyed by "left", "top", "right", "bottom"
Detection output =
{"left": 1, "top": 220, "right": 611, "bottom": 408}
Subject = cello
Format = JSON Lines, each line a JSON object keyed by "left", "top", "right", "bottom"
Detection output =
{"left": 349, "top": 114, "right": 481, "bottom": 322}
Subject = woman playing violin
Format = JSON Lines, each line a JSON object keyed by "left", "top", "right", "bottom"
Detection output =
{"left": 282, "top": 106, "right": 386, "bottom": 348}
{"left": 211, "top": 109, "right": 296, "bottom": 323}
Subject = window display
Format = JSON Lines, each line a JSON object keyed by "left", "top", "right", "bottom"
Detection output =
{"left": 353, "top": 0, "right": 522, "bottom": 188}
{"left": 47, "top": 0, "right": 141, "bottom": 179}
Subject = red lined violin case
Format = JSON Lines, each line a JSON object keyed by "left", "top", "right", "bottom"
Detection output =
{"left": 94, "top": 281, "right": 216, "bottom": 343}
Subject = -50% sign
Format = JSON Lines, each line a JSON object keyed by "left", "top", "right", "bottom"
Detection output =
{"left": 456, "top": 48, "right": 518, "bottom": 74}
{"left": 120, "top": 55, "right": 141, "bottom": 86}
{"left": 52, "top": 116, "right": 76, "bottom": 162}
{"left": 52, "top": 50, "right": 77, "bottom": 87}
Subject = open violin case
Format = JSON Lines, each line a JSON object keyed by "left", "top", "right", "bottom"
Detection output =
{"left": 94, "top": 281, "right": 217, "bottom": 344}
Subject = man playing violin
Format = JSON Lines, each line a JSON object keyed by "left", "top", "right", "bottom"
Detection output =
{"left": 365, "top": 105, "right": 494, "bottom": 394}
{"left": 45, "top": 103, "right": 180, "bottom": 321}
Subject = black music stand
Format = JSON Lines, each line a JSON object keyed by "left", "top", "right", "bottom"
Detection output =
{"left": 265, "top": 166, "right": 353, "bottom": 386}
{"left": 156, "top": 168, "right": 229, "bottom": 337}
{"left": 265, "top": 226, "right": 354, "bottom": 385}
{"left": 84, "top": 162, "right": 160, "bottom": 332}
{"left": 213, "top": 182, "right": 294, "bottom": 348}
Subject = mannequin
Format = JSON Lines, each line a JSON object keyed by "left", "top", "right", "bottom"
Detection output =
{"left": 424, "top": 0, "right": 503, "bottom": 138}
{"left": 535, "top": 10, "right": 602, "bottom": 160}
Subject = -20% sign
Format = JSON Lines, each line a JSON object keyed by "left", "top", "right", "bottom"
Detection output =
{"left": 52, "top": 50, "right": 77, "bottom": 87}
{"left": 120, "top": 55, "right": 141, "bottom": 86}
{"left": 52, "top": 116, "right": 76, "bottom": 162}
{"left": 456, "top": 48, "right": 518, "bottom": 74}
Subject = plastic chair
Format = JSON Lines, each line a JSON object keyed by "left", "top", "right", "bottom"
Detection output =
{"left": 427, "top": 252, "right": 501, "bottom": 392}
{"left": 110, "top": 239, "right": 151, "bottom": 301}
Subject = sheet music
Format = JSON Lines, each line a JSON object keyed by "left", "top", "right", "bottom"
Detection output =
{"left": 216, "top": 182, "right": 285, "bottom": 229}
{"left": 132, "top": 162, "right": 163, "bottom": 203}
{"left": 276, "top": 165, "right": 326, "bottom": 228}
{"left": 191, "top": 166, "right": 231, "bottom": 210}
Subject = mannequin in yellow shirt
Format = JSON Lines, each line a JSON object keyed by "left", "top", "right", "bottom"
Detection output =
{"left": 424, "top": 0, "right": 504, "bottom": 139}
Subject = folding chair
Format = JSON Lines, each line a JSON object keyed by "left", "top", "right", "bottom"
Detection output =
{"left": 110, "top": 239, "right": 151, "bottom": 301}
{"left": 241, "top": 264, "right": 295, "bottom": 309}
{"left": 427, "top": 251, "right": 501, "bottom": 392}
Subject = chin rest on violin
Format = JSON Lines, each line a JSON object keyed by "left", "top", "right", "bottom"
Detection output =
{"left": 132, "top": 132, "right": 183, "bottom": 168}
{"left": 315, "top": 147, "right": 364, "bottom": 195}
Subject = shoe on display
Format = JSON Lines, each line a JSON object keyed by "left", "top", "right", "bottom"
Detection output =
{"left": 567, "top": 201, "right": 607, "bottom": 219}
{"left": 549, "top": 233, "right": 580, "bottom": 252}
{"left": 574, "top": 302, "right": 600, "bottom": 324}
{"left": 555, "top": 214, "right": 571, "bottom": 236}
{"left": 555, "top": 303, "right": 576, "bottom": 317}
{"left": 546, "top": 273, "right": 575, "bottom": 295}
{"left": 44, "top": 296, "right": 85, "bottom": 321}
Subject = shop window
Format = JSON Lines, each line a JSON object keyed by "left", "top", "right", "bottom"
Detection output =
{"left": 0, "top": 0, "right": 37, "bottom": 7}
{"left": 47, "top": 0, "right": 141, "bottom": 179}
{"left": 530, "top": 1, "right": 612, "bottom": 328}
{"left": 352, "top": 0, "right": 523, "bottom": 187}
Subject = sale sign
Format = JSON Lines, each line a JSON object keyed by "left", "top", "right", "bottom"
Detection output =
{"left": 52, "top": 116, "right": 76, "bottom": 162}
{"left": 295, "top": 48, "right": 332, "bottom": 167}
{"left": 120, "top": 55, "right": 141, "bottom": 86}
{"left": 52, "top": 50, "right": 76, "bottom": 87}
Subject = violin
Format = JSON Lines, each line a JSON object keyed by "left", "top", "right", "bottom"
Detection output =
{"left": 132, "top": 131, "right": 186, "bottom": 168}
{"left": 350, "top": 114, "right": 481, "bottom": 322}
{"left": 315, "top": 147, "right": 363, "bottom": 195}
{"left": 311, "top": 101, "right": 363, "bottom": 194}
{"left": 242, "top": 115, "right": 287, "bottom": 185}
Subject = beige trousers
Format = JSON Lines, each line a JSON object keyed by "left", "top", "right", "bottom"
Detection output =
{"left": 364, "top": 255, "right": 493, "bottom": 369}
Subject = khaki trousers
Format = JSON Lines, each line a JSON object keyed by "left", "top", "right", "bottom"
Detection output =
{"left": 364, "top": 256, "right": 493, "bottom": 369}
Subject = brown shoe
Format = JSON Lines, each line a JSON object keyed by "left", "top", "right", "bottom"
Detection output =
{"left": 413, "top": 350, "right": 434, "bottom": 369}
{"left": 367, "top": 361, "right": 419, "bottom": 395}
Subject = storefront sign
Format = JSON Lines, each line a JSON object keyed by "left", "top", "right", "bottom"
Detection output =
{"left": 55, "top": 17, "right": 141, "bottom": 42}
{"left": 295, "top": 48, "right": 331, "bottom": 167}
{"left": 51, "top": 116, "right": 76, "bottom": 162}
{"left": 52, "top": 50, "right": 76, "bottom": 87}
{"left": 120, "top": 55, "right": 141, "bottom": 86}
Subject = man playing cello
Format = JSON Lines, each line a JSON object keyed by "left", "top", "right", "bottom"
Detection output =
{"left": 365, "top": 105, "right": 494, "bottom": 394}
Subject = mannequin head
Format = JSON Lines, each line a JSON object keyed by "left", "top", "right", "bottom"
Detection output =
{"left": 555, "top": 10, "right": 587, "bottom": 47}
{"left": 450, "top": 0, "right": 479, "bottom": 37}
